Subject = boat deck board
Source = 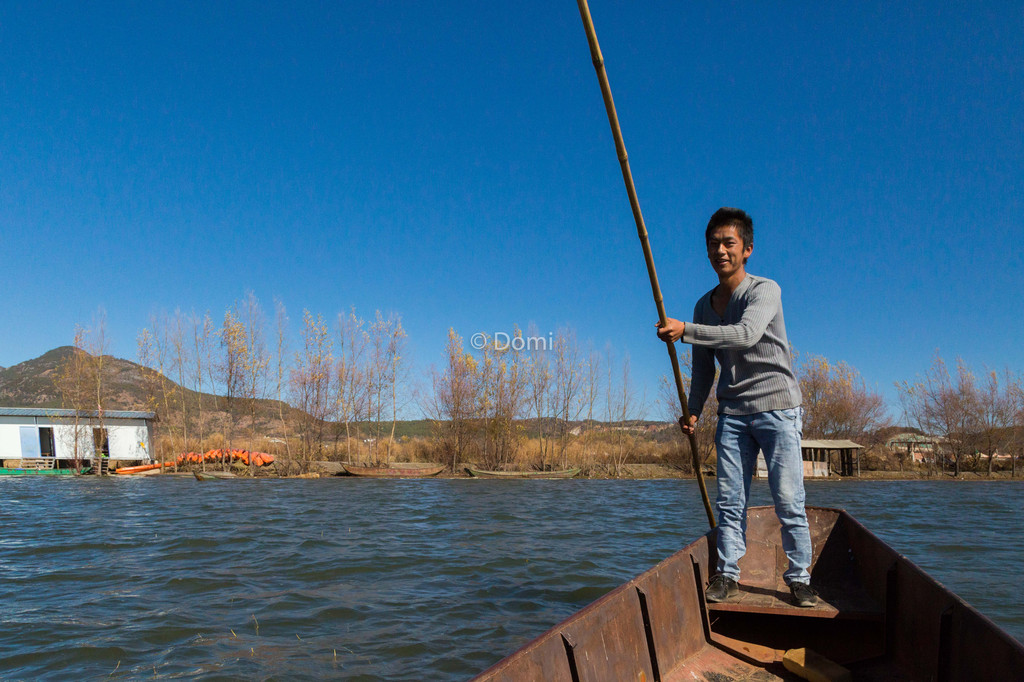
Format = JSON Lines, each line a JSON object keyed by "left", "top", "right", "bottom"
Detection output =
{"left": 663, "top": 646, "right": 794, "bottom": 682}
{"left": 707, "top": 580, "right": 884, "bottom": 620}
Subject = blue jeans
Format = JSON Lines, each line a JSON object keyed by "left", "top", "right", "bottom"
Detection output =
{"left": 714, "top": 407, "right": 812, "bottom": 585}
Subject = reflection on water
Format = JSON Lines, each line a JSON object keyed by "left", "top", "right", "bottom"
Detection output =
{"left": 0, "top": 477, "right": 1020, "bottom": 680}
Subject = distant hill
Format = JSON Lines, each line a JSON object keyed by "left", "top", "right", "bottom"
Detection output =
{"left": 0, "top": 346, "right": 190, "bottom": 411}
{"left": 0, "top": 347, "right": 83, "bottom": 408}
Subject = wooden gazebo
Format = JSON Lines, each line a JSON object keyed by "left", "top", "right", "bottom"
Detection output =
{"left": 801, "top": 439, "right": 864, "bottom": 477}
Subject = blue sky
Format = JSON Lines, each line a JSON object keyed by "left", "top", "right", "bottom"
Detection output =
{"left": 1, "top": 2, "right": 1021, "bottom": 418}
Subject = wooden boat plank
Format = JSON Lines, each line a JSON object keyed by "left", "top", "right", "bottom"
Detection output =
{"left": 708, "top": 631, "right": 783, "bottom": 665}
{"left": 471, "top": 630, "right": 575, "bottom": 682}
{"left": 633, "top": 548, "right": 709, "bottom": 672}
{"left": 559, "top": 586, "right": 655, "bottom": 682}
{"left": 946, "top": 602, "right": 1024, "bottom": 682}
{"left": 707, "top": 584, "right": 883, "bottom": 620}
{"left": 782, "top": 648, "right": 852, "bottom": 682}
{"left": 663, "top": 646, "right": 790, "bottom": 682}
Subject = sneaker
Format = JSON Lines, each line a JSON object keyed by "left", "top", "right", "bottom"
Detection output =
{"left": 705, "top": 574, "right": 739, "bottom": 603}
{"left": 789, "top": 581, "right": 818, "bottom": 607}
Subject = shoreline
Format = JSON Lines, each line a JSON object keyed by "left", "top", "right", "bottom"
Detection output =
{"left": 110, "top": 461, "right": 1024, "bottom": 482}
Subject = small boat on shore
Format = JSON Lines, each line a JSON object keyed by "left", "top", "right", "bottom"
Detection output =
{"left": 342, "top": 463, "right": 445, "bottom": 478}
{"left": 465, "top": 467, "right": 581, "bottom": 479}
{"left": 192, "top": 471, "right": 237, "bottom": 481}
{"left": 472, "top": 505, "right": 1024, "bottom": 681}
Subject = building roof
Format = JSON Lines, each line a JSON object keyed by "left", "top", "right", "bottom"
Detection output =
{"left": 886, "top": 433, "right": 935, "bottom": 444}
{"left": 0, "top": 407, "right": 156, "bottom": 420}
{"left": 801, "top": 439, "right": 864, "bottom": 450}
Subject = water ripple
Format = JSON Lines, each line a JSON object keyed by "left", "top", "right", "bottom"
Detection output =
{"left": 0, "top": 477, "right": 1020, "bottom": 679}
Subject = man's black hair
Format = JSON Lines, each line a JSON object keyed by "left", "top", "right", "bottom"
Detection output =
{"left": 705, "top": 207, "right": 753, "bottom": 253}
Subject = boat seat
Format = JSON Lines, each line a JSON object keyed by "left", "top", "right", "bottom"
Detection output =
{"left": 706, "top": 580, "right": 884, "bottom": 620}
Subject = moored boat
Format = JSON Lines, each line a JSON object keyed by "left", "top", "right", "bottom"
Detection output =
{"left": 465, "top": 467, "right": 581, "bottom": 479}
{"left": 342, "top": 463, "right": 445, "bottom": 478}
{"left": 193, "top": 471, "right": 237, "bottom": 481}
{"left": 472, "top": 505, "right": 1024, "bottom": 681}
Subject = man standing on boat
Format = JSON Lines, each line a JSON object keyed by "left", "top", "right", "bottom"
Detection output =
{"left": 656, "top": 207, "right": 816, "bottom": 608}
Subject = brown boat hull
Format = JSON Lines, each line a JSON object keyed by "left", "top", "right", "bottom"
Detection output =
{"left": 473, "top": 506, "right": 1024, "bottom": 681}
{"left": 465, "top": 467, "right": 581, "bottom": 479}
{"left": 342, "top": 464, "right": 445, "bottom": 478}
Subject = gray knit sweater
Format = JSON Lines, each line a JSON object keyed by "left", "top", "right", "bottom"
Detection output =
{"left": 682, "top": 274, "right": 802, "bottom": 417}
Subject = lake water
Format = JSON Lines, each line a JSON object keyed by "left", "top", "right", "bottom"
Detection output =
{"left": 0, "top": 477, "right": 1020, "bottom": 680}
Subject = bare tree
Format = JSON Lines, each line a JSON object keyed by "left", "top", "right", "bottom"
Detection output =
{"left": 169, "top": 309, "right": 191, "bottom": 452}
{"left": 335, "top": 308, "right": 369, "bottom": 462}
{"left": 238, "top": 292, "right": 269, "bottom": 462}
{"left": 273, "top": 299, "right": 292, "bottom": 457}
{"left": 79, "top": 311, "right": 112, "bottom": 472}
{"left": 579, "top": 345, "right": 603, "bottom": 463}
{"left": 476, "top": 330, "right": 528, "bottom": 470}
{"left": 897, "top": 354, "right": 980, "bottom": 476}
{"left": 137, "top": 327, "right": 162, "bottom": 464}
{"left": 526, "top": 324, "right": 553, "bottom": 468}
{"left": 384, "top": 315, "right": 408, "bottom": 464}
{"left": 366, "top": 311, "right": 406, "bottom": 465}
{"left": 1012, "top": 374, "right": 1024, "bottom": 478}
{"left": 797, "top": 353, "right": 886, "bottom": 441}
{"left": 147, "top": 312, "right": 180, "bottom": 469}
{"left": 291, "top": 310, "right": 333, "bottom": 469}
{"left": 191, "top": 312, "right": 214, "bottom": 461}
{"left": 427, "top": 328, "right": 479, "bottom": 471}
{"left": 476, "top": 335, "right": 496, "bottom": 467}
{"left": 975, "top": 368, "right": 1016, "bottom": 476}
{"left": 52, "top": 313, "right": 112, "bottom": 473}
{"left": 605, "top": 353, "right": 645, "bottom": 476}
{"left": 54, "top": 327, "right": 92, "bottom": 469}
{"left": 204, "top": 311, "right": 221, "bottom": 446}
{"left": 220, "top": 308, "right": 247, "bottom": 464}
{"left": 551, "top": 327, "right": 584, "bottom": 469}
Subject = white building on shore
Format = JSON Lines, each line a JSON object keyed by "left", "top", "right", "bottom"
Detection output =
{"left": 0, "top": 407, "right": 156, "bottom": 468}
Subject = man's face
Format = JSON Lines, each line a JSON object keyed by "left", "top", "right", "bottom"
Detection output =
{"left": 707, "top": 225, "right": 752, "bottom": 278}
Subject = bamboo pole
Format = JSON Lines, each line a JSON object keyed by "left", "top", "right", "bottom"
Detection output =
{"left": 576, "top": 0, "right": 715, "bottom": 528}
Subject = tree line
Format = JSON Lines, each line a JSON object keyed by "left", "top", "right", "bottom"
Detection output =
{"left": 54, "top": 298, "right": 1024, "bottom": 476}
{"left": 897, "top": 355, "right": 1023, "bottom": 476}
{"left": 57, "top": 297, "right": 408, "bottom": 473}
{"left": 424, "top": 328, "right": 649, "bottom": 475}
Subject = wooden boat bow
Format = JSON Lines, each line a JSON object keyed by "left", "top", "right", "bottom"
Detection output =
{"left": 472, "top": 506, "right": 1024, "bottom": 681}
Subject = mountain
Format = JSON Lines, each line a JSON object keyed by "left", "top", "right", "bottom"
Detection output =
{"left": 0, "top": 347, "right": 82, "bottom": 408}
{"left": 0, "top": 346, "right": 172, "bottom": 410}
{"left": 0, "top": 347, "right": 287, "bottom": 419}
